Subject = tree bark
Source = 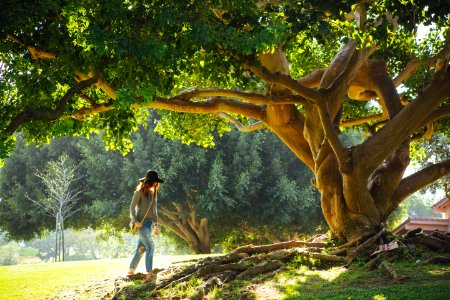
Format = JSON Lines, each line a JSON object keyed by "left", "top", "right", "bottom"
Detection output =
{"left": 158, "top": 199, "right": 211, "bottom": 254}
{"left": 257, "top": 43, "right": 383, "bottom": 242}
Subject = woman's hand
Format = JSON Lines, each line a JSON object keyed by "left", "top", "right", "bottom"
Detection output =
{"left": 135, "top": 221, "right": 143, "bottom": 228}
{"left": 153, "top": 225, "right": 159, "bottom": 235}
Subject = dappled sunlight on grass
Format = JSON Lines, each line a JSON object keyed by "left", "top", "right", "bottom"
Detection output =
{"left": 275, "top": 266, "right": 346, "bottom": 289}
{"left": 304, "top": 266, "right": 347, "bottom": 282}
{"left": 428, "top": 267, "right": 450, "bottom": 276}
{"left": 296, "top": 275, "right": 308, "bottom": 284}
{"left": 253, "top": 285, "right": 284, "bottom": 300}
{"left": 251, "top": 257, "right": 450, "bottom": 300}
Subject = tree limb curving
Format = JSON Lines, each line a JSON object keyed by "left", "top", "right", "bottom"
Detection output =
{"left": 218, "top": 113, "right": 263, "bottom": 132}
{"left": 389, "top": 158, "right": 450, "bottom": 215}
{"left": 5, "top": 78, "right": 97, "bottom": 134}
{"left": 356, "top": 69, "right": 450, "bottom": 176}
{"left": 243, "top": 60, "right": 321, "bottom": 102}
{"left": 340, "top": 114, "right": 385, "bottom": 127}
{"left": 179, "top": 89, "right": 308, "bottom": 105}
{"left": 69, "top": 96, "right": 265, "bottom": 121}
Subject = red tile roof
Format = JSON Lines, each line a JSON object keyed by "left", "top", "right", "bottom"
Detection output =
{"left": 392, "top": 217, "right": 449, "bottom": 235}
{"left": 432, "top": 197, "right": 449, "bottom": 210}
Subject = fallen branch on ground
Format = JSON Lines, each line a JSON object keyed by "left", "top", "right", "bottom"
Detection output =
{"left": 379, "top": 259, "right": 406, "bottom": 282}
{"left": 420, "top": 256, "right": 450, "bottom": 265}
{"left": 346, "top": 228, "right": 386, "bottom": 266}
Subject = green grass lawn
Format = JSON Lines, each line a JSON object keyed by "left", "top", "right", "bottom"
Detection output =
{"left": 0, "top": 255, "right": 210, "bottom": 300}
{"left": 206, "top": 260, "right": 450, "bottom": 300}
{"left": 277, "top": 262, "right": 450, "bottom": 300}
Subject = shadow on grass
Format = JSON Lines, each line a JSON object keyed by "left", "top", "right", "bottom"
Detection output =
{"left": 275, "top": 260, "right": 450, "bottom": 300}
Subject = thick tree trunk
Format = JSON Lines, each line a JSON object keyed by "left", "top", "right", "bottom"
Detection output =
{"left": 259, "top": 45, "right": 386, "bottom": 242}
{"left": 315, "top": 154, "right": 383, "bottom": 241}
{"left": 158, "top": 199, "right": 211, "bottom": 254}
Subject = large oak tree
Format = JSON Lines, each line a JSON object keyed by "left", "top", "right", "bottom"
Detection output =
{"left": 1, "top": 0, "right": 449, "bottom": 242}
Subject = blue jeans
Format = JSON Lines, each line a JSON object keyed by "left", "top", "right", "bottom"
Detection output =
{"left": 129, "top": 219, "right": 155, "bottom": 272}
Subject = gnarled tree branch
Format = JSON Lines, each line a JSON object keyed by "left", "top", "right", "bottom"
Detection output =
{"left": 316, "top": 40, "right": 366, "bottom": 172}
{"left": 6, "top": 33, "right": 56, "bottom": 59}
{"left": 297, "top": 69, "right": 326, "bottom": 88}
{"left": 6, "top": 33, "right": 118, "bottom": 100}
{"left": 5, "top": 78, "right": 97, "bottom": 134}
{"left": 365, "top": 60, "right": 403, "bottom": 119}
{"left": 218, "top": 113, "right": 263, "bottom": 132}
{"left": 393, "top": 39, "right": 450, "bottom": 86}
{"left": 356, "top": 68, "right": 450, "bottom": 176}
{"left": 347, "top": 33, "right": 450, "bottom": 101}
{"left": 70, "top": 96, "right": 264, "bottom": 121}
{"left": 420, "top": 104, "right": 450, "bottom": 127}
{"left": 179, "top": 89, "right": 307, "bottom": 105}
{"left": 243, "top": 60, "right": 320, "bottom": 102}
{"left": 341, "top": 114, "right": 385, "bottom": 127}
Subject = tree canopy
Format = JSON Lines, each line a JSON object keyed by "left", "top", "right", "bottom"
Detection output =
{"left": 1, "top": 0, "right": 449, "bottom": 241}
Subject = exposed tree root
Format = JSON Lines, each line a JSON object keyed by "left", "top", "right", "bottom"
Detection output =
{"left": 190, "top": 276, "right": 223, "bottom": 300}
{"left": 404, "top": 228, "right": 423, "bottom": 239}
{"left": 379, "top": 260, "right": 406, "bottom": 283}
{"left": 420, "top": 256, "right": 450, "bottom": 265}
{"left": 125, "top": 273, "right": 147, "bottom": 281}
{"left": 111, "top": 231, "right": 450, "bottom": 299}
{"left": 236, "top": 260, "right": 283, "bottom": 280}
{"left": 229, "top": 240, "right": 327, "bottom": 256}
{"left": 346, "top": 228, "right": 386, "bottom": 266}
{"left": 111, "top": 239, "right": 340, "bottom": 299}
{"left": 366, "top": 252, "right": 396, "bottom": 270}
{"left": 430, "top": 231, "right": 450, "bottom": 243}
{"left": 297, "top": 249, "right": 346, "bottom": 262}
{"left": 333, "top": 231, "right": 374, "bottom": 253}
{"left": 406, "top": 233, "right": 450, "bottom": 252}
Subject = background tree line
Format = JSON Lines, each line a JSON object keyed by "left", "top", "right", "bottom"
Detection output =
{"left": 0, "top": 117, "right": 324, "bottom": 254}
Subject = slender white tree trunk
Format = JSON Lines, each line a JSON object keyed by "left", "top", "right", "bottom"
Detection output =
{"left": 61, "top": 214, "right": 65, "bottom": 261}
{"left": 54, "top": 212, "right": 59, "bottom": 262}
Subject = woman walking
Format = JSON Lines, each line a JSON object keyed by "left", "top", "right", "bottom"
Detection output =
{"left": 128, "top": 170, "right": 164, "bottom": 279}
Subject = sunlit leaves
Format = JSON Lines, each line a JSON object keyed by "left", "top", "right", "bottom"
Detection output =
{"left": 116, "top": 83, "right": 157, "bottom": 108}
{"left": 286, "top": 33, "right": 338, "bottom": 78}
{"left": 410, "top": 134, "right": 450, "bottom": 194}
{"left": 61, "top": 2, "right": 91, "bottom": 49}
{"left": 0, "top": 134, "right": 15, "bottom": 166}
{"left": 95, "top": 109, "right": 140, "bottom": 155}
{"left": 155, "top": 111, "right": 231, "bottom": 148}
{"left": 435, "top": 118, "right": 450, "bottom": 139}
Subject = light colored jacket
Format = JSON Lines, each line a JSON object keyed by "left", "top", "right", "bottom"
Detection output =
{"left": 130, "top": 189, "right": 157, "bottom": 223}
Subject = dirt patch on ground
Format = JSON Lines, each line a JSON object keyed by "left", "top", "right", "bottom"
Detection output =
{"left": 51, "top": 278, "right": 116, "bottom": 300}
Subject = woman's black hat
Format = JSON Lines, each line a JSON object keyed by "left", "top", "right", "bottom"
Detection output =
{"left": 140, "top": 170, "right": 164, "bottom": 184}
